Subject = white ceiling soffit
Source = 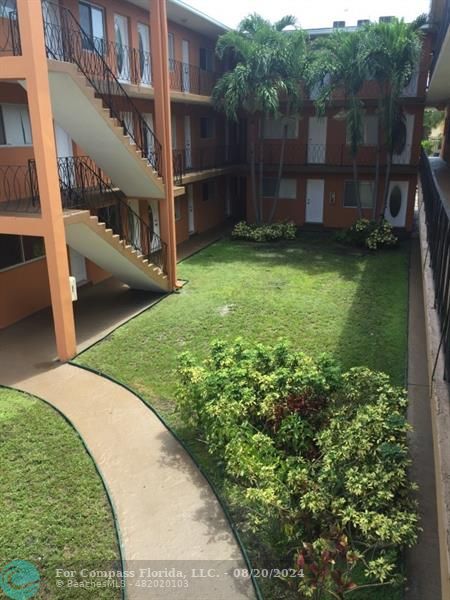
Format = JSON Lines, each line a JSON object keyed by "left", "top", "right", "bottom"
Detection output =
{"left": 428, "top": 27, "right": 450, "bottom": 103}
{"left": 128, "top": 0, "right": 229, "bottom": 39}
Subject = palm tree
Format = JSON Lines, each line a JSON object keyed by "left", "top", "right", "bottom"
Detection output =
{"left": 363, "top": 15, "right": 427, "bottom": 220}
{"left": 309, "top": 29, "right": 368, "bottom": 218}
{"left": 213, "top": 14, "right": 305, "bottom": 223}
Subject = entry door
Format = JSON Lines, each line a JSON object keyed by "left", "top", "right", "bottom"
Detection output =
{"left": 127, "top": 199, "right": 141, "bottom": 249}
{"left": 55, "top": 124, "right": 74, "bottom": 186}
{"left": 137, "top": 23, "right": 152, "bottom": 85}
{"left": 182, "top": 40, "right": 190, "bottom": 92}
{"left": 42, "top": 1, "right": 64, "bottom": 59}
{"left": 308, "top": 117, "right": 327, "bottom": 164}
{"left": 393, "top": 114, "right": 414, "bottom": 165}
{"left": 187, "top": 185, "right": 195, "bottom": 233}
{"left": 143, "top": 113, "right": 154, "bottom": 159}
{"left": 114, "top": 14, "right": 130, "bottom": 82}
{"left": 69, "top": 247, "right": 88, "bottom": 286}
{"left": 150, "top": 201, "right": 162, "bottom": 251}
{"left": 305, "top": 179, "right": 324, "bottom": 223}
{"left": 384, "top": 181, "right": 408, "bottom": 227}
{"left": 184, "top": 116, "right": 192, "bottom": 169}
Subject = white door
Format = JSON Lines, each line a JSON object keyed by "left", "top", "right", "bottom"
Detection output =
{"left": 182, "top": 40, "right": 190, "bottom": 92}
{"left": 143, "top": 113, "right": 154, "bottom": 158}
{"left": 120, "top": 111, "right": 134, "bottom": 139}
{"left": 137, "top": 23, "right": 152, "bottom": 85}
{"left": 114, "top": 14, "right": 130, "bottom": 82}
{"left": 55, "top": 123, "right": 74, "bottom": 186}
{"left": 305, "top": 179, "right": 324, "bottom": 223}
{"left": 42, "top": 1, "right": 64, "bottom": 59}
{"left": 128, "top": 199, "right": 141, "bottom": 249}
{"left": 184, "top": 115, "right": 192, "bottom": 169}
{"left": 188, "top": 185, "right": 195, "bottom": 233}
{"left": 150, "top": 200, "right": 162, "bottom": 251}
{"left": 69, "top": 247, "right": 87, "bottom": 286}
{"left": 393, "top": 114, "right": 414, "bottom": 165}
{"left": 308, "top": 117, "right": 327, "bottom": 164}
{"left": 384, "top": 181, "right": 408, "bottom": 227}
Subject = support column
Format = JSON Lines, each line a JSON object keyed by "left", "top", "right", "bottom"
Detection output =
{"left": 149, "top": 0, "right": 178, "bottom": 289}
{"left": 17, "top": 0, "right": 76, "bottom": 361}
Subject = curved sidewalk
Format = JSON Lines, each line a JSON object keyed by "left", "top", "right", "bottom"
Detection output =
{"left": 0, "top": 298, "right": 255, "bottom": 600}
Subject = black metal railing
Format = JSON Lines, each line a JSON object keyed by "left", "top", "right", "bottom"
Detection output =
{"left": 169, "top": 59, "right": 218, "bottom": 96}
{"left": 0, "top": 163, "right": 39, "bottom": 212}
{"left": 1, "top": 0, "right": 19, "bottom": 55}
{"left": 173, "top": 145, "right": 242, "bottom": 183}
{"left": 419, "top": 148, "right": 450, "bottom": 380}
{"left": 0, "top": 156, "right": 167, "bottom": 273}
{"left": 37, "top": 2, "right": 163, "bottom": 177}
{"left": 258, "top": 143, "right": 417, "bottom": 167}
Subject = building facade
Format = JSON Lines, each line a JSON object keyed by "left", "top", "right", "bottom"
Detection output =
{"left": 0, "top": 1, "right": 430, "bottom": 360}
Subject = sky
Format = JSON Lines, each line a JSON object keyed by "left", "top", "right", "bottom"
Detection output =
{"left": 186, "top": 0, "right": 431, "bottom": 29}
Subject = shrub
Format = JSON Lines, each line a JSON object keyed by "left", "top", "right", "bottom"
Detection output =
{"left": 231, "top": 221, "right": 297, "bottom": 242}
{"left": 336, "top": 218, "right": 398, "bottom": 251}
{"left": 177, "top": 339, "right": 417, "bottom": 598}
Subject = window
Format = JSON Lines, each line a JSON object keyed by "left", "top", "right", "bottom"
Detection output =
{"left": 0, "top": 0, "right": 15, "bottom": 17}
{"left": 264, "top": 117, "right": 298, "bottom": 140}
{"left": 344, "top": 181, "right": 374, "bottom": 208}
{"left": 346, "top": 114, "right": 378, "bottom": 145}
{"left": 175, "top": 198, "right": 182, "bottom": 220}
{"left": 202, "top": 180, "right": 215, "bottom": 201}
{"left": 263, "top": 177, "right": 297, "bottom": 199}
{"left": 0, "top": 104, "right": 32, "bottom": 146}
{"left": 200, "top": 116, "right": 214, "bottom": 139}
{"left": 79, "top": 2, "right": 105, "bottom": 53}
{"left": 0, "top": 235, "right": 45, "bottom": 270}
{"left": 168, "top": 32, "right": 175, "bottom": 71}
{"left": 199, "top": 47, "right": 214, "bottom": 71}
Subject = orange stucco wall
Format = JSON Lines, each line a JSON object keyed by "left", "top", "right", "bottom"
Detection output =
{"left": 0, "top": 257, "right": 51, "bottom": 328}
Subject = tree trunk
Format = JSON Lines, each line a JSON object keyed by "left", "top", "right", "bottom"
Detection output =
{"left": 372, "top": 147, "right": 380, "bottom": 220}
{"left": 258, "top": 116, "right": 265, "bottom": 223}
{"left": 352, "top": 156, "right": 362, "bottom": 219}
{"left": 268, "top": 122, "right": 288, "bottom": 224}
{"left": 380, "top": 151, "right": 392, "bottom": 221}
{"left": 249, "top": 118, "right": 259, "bottom": 223}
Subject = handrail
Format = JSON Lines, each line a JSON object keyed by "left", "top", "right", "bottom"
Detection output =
{"left": 419, "top": 148, "right": 450, "bottom": 380}
{"left": 38, "top": 2, "right": 163, "bottom": 177}
{"left": 54, "top": 155, "right": 167, "bottom": 273}
{"left": 0, "top": 163, "right": 39, "bottom": 212}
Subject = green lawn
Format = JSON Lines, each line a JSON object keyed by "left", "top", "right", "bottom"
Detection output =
{"left": 76, "top": 233, "right": 410, "bottom": 599}
{"left": 0, "top": 388, "right": 121, "bottom": 599}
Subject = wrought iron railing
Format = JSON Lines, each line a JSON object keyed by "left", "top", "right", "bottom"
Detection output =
{"left": 38, "top": 2, "right": 163, "bottom": 177}
{"left": 0, "top": 156, "right": 167, "bottom": 273}
{"left": 169, "top": 59, "right": 218, "bottom": 96}
{"left": 419, "top": 148, "right": 450, "bottom": 380}
{"left": 258, "top": 143, "right": 417, "bottom": 167}
{"left": 1, "top": 0, "right": 19, "bottom": 55}
{"left": 173, "top": 145, "right": 242, "bottom": 183}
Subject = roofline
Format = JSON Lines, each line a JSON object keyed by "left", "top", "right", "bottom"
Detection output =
{"left": 168, "top": 0, "right": 229, "bottom": 33}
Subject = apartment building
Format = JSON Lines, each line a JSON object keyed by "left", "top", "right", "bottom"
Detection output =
{"left": 0, "top": 1, "right": 431, "bottom": 360}
{"left": 247, "top": 25, "right": 431, "bottom": 229}
{"left": 0, "top": 0, "right": 243, "bottom": 359}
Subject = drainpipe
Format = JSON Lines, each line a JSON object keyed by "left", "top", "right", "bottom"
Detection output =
{"left": 149, "top": 0, "right": 178, "bottom": 289}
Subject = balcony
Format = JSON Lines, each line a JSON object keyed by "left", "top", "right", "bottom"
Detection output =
{"left": 172, "top": 145, "right": 243, "bottom": 183}
{"left": 259, "top": 142, "right": 418, "bottom": 168}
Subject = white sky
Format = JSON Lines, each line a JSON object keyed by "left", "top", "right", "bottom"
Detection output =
{"left": 186, "top": 0, "right": 431, "bottom": 29}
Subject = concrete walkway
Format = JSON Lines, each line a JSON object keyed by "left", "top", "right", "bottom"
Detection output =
{"left": 0, "top": 283, "right": 255, "bottom": 599}
{"left": 405, "top": 235, "right": 441, "bottom": 599}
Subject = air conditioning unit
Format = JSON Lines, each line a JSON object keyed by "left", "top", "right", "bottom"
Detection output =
{"left": 357, "top": 19, "right": 370, "bottom": 27}
{"left": 333, "top": 21, "right": 346, "bottom": 28}
{"left": 379, "top": 16, "right": 394, "bottom": 23}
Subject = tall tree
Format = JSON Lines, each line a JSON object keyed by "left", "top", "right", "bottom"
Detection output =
{"left": 363, "top": 15, "right": 427, "bottom": 220}
{"left": 213, "top": 14, "right": 306, "bottom": 223}
{"left": 309, "top": 29, "right": 369, "bottom": 219}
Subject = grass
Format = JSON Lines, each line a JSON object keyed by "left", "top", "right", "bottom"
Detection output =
{"left": 0, "top": 388, "right": 121, "bottom": 599}
{"left": 76, "top": 233, "right": 410, "bottom": 599}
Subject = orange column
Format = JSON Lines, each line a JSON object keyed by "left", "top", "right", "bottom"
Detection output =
{"left": 17, "top": 0, "right": 77, "bottom": 361}
{"left": 149, "top": 0, "right": 177, "bottom": 289}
